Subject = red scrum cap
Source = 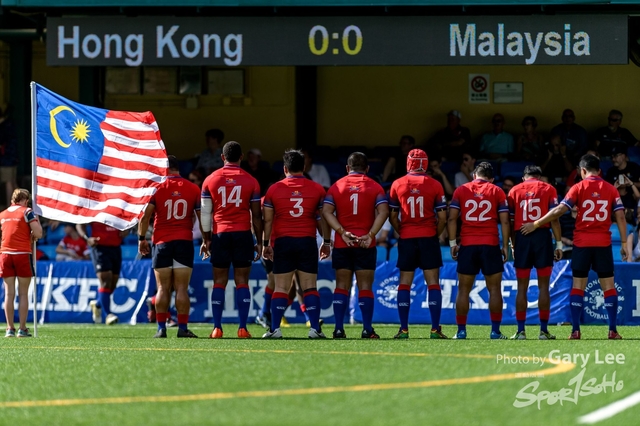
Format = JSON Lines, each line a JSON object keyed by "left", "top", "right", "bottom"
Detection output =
{"left": 406, "top": 149, "right": 428, "bottom": 173}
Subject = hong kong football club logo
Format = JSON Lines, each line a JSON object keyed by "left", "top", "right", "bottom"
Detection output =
{"left": 583, "top": 279, "right": 624, "bottom": 321}
{"left": 375, "top": 275, "right": 416, "bottom": 309}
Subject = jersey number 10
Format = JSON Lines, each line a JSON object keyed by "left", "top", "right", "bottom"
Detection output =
{"left": 164, "top": 199, "right": 188, "bottom": 220}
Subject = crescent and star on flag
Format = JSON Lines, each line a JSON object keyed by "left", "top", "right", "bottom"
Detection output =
{"left": 49, "top": 105, "right": 91, "bottom": 148}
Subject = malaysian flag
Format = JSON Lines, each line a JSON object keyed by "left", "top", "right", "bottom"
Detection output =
{"left": 32, "top": 83, "right": 167, "bottom": 230}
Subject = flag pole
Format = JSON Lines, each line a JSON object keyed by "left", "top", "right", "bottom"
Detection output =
{"left": 30, "top": 81, "right": 38, "bottom": 338}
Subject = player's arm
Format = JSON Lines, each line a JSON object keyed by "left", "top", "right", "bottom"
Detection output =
{"left": 499, "top": 211, "right": 510, "bottom": 263}
{"left": 28, "top": 212, "right": 43, "bottom": 240}
{"left": 76, "top": 223, "right": 99, "bottom": 247}
{"left": 520, "top": 204, "right": 569, "bottom": 235}
{"left": 550, "top": 218, "right": 563, "bottom": 261}
{"left": 200, "top": 196, "right": 213, "bottom": 247}
{"left": 262, "top": 205, "right": 274, "bottom": 261}
{"left": 436, "top": 209, "right": 447, "bottom": 237}
{"left": 251, "top": 200, "right": 263, "bottom": 261}
{"left": 137, "top": 203, "right": 155, "bottom": 256}
{"left": 360, "top": 202, "right": 389, "bottom": 249}
{"left": 319, "top": 211, "right": 332, "bottom": 260}
{"left": 389, "top": 208, "right": 400, "bottom": 234}
{"left": 614, "top": 209, "right": 628, "bottom": 261}
{"left": 322, "top": 202, "right": 357, "bottom": 246}
{"left": 447, "top": 207, "right": 460, "bottom": 260}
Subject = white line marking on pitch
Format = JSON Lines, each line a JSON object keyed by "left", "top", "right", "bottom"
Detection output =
{"left": 577, "top": 390, "right": 640, "bottom": 424}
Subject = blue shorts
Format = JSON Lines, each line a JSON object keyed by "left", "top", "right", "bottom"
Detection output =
{"left": 332, "top": 247, "right": 376, "bottom": 271}
{"left": 273, "top": 236, "right": 318, "bottom": 274}
{"left": 572, "top": 245, "right": 614, "bottom": 276}
{"left": 396, "top": 236, "right": 442, "bottom": 271}
{"left": 514, "top": 229, "right": 554, "bottom": 270}
{"left": 456, "top": 245, "right": 504, "bottom": 276}
{"left": 152, "top": 240, "right": 194, "bottom": 269}
{"left": 91, "top": 245, "right": 122, "bottom": 275}
{"left": 210, "top": 230, "right": 254, "bottom": 269}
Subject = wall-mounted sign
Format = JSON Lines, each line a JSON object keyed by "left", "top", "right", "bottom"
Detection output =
{"left": 47, "top": 15, "right": 628, "bottom": 67}
{"left": 469, "top": 74, "right": 490, "bottom": 104}
{"left": 494, "top": 82, "right": 523, "bottom": 104}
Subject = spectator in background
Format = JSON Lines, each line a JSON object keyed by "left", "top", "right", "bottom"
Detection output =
{"left": 427, "top": 110, "right": 471, "bottom": 161}
{"left": 302, "top": 148, "right": 331, "bottom": 189}
{"left": 55, "top": 223, "right": 90, "bottom": 261}
{"left": 242, "top": 148, "right": 276, "bottom": 195}
{"left": 383, "top": 135, "right": 415, "bottom": 183}
{"left": 0, "top": 106, "right": 18, "bottom": 209}
{"left": 551, "top": 109, "right": 588, "bottom": 165}
{"left": 540, "top": 134, "right": 573, "bottom": 183}
{"left": 454, "top": 152, "right": 475, "bottom": 188}
{"left": 593, "top": 110, "right": 638, "bottom": 158}
{"left": 195, "top": 129, "right": 224, "bottom": 175}
{"left": 501, "top": 176, "right": 517, "bottom": 196}
{"left": 515, "top": 116, "right": 544, "bottom": 162}
{"left": 605, "top": 143, "right": 640, "bottom": 216}
{"left": 188, "top": 169, "right": 204, "bottom": 188}
{"left": 479, "top": 113, "right": 514, "bottom": 161}
{"left": 427, "top": 156, "right": 454, "bottom": 197}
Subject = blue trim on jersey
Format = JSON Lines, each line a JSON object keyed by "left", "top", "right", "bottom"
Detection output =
{"left": 613, "top": 204, "right": 624, "bottom": 212}
{"left": 449, "top": 204, "right": 460, "bottom": 210}
{"left": 323, "top": 200, "right": 336, "bottom": 206}
{"left": 263, "top": 202, "right": 274, "bottom": 208}
{"left": 407, "top": 172, "right": 427, "bottom": 176}
{"left": 348, "top": 172, "right": 365, "bottom": 175}
{"left": 286, "top": 175, "right": 306, "bottom": 179}
{"left": 560, "top": 199, "right": 574, "bottom": 209}
{"left": 375, "top": 199, "right": 389, "bottom": 207}
{"left": 250, "top": 197, "right": 261, "bottom": 202}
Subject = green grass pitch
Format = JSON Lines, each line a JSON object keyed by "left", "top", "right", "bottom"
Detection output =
{"left": 1, "top": 324, "right": 639, "bottom": 425}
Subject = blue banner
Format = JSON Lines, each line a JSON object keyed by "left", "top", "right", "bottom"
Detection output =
{"left": 1, "top": 259, "right": 639, "bottom": 326}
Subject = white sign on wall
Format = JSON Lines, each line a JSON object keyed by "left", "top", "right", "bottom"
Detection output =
{"left": 469, "top": 74, "right": 490, "bottom": 104}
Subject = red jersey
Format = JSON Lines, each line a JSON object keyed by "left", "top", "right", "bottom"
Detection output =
{"left": 151, "top": 175, "right": 201, "bottom": 244}
{"left": 202, "top": 164, "right": 261, "bottom": 234}
{"left": 58, "top": 235, "right": 89, "bottom": 257}
{"left": 561, "top": 176, "right": 623, "bottom": 247}
{"left": 508, "top": 178, "right": 558, "bottom": 230}
{"left": 90, "top": 222, "right": 123, "bottom": 247}
{"left": 264, "top": 176, "right": 325, "bottom": 239}
{"left": 0, "top": 205, "right": 38, "bottom": 253}
{"left": 450, "top": 179, "right": 509, "bottom": 246}
{"left": 389, "top": 173, "right": 447, "bottom": 239}
{"left": 324, "top": 172, "right": 387, "bottom": 249}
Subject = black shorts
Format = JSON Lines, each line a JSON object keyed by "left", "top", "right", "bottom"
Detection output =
{"left": 210, "top": 230, "right": 254, "bottom": 269}
{"left": 273, "top": 236, "right": 318, "bottom": 274}
{"left": 261, "top": 258, "right": 274, "bottom": 274}
{"left": 152, "top": 240, "right": 194, "bottom": 269}
{"left": 456, "top": 245, "right": 504, "bottom": 276}
{"left": 514, "top": 229, "right": 554, "bottom": 270}
{"left": 332, "top": 247, "right": 376, "bottom": 271}
{"left": 91, "top": 245, "right": 122, "bottom": 275}
{"left": 396, "top": 236, "right": 443, "bottom": 271}
{"left": 572, "top": 245, "right": 614, "bottom": 276}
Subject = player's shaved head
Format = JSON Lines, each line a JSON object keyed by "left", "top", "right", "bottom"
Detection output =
{"left": 473, "top": 162, "right": 494, "bottom": 179}
{"left": 167, "top": 155, "right": 179, "bottom": 172}
{"left": 283, "top": 149, "right": 305, "bottom": 173}
{"left": 347, "top": 152, "right": 368, "bottom": 172}
{"left": 579, "top": 154, "right": 600, "bottom": 173}
{"left": 523, "top": 165, "right": 542, "bottom": 178}
{"left": 223, "top": 141, "right": 243, "bottom": 163}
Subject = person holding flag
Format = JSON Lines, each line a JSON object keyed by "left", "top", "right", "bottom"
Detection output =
{"left": 1, "top": 189, "right": 43, "bottom": 337}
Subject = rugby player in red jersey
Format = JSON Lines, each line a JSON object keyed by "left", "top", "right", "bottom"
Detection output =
{"left": 78, "top": 221, "right": 129, "bottom": 325}
{"left": 508, "top": 165, "right": 563, "bottom": 340}
{"left": 262, "top": 150, "right": 330, "bottom": 338}
{"left": 138, "top": 155, "right": 202, "bottom": 338}
{"left": 448, "top": 162, "right": 510, "bottom": 340}
{"left": 521, "top": 154, "right": 627, "bottom": 339}
{"left": 200, "top": 141, "right": 263, "bottom": 339}
{"left": 0, "top": 189, "right": 43, "bottom": 337}
{"left": 389, "top": 149, "right": 448, "bottom": 339}
{"left": 323, "top": 152, "right": 388, "bottom": 339}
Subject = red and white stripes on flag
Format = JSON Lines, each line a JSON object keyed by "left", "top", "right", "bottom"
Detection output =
{"left": 34, "top": 108, "right": 168, "bottom": 231}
